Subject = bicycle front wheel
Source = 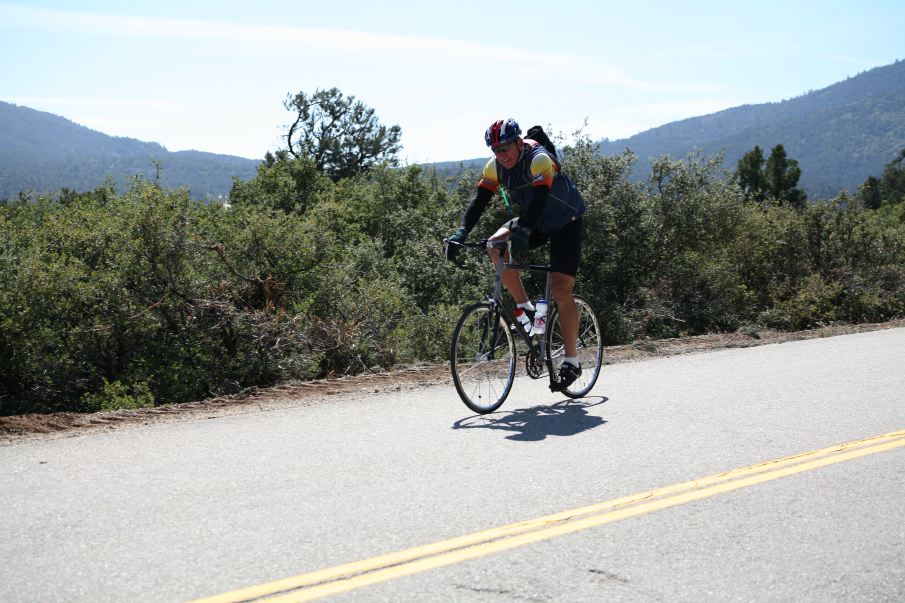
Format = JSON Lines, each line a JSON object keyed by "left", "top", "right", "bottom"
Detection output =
{"left": 450, "top": 303, "right": 516, "bottom": 414}
{"left": 547, "top": 295, "right": 603, "bottom": 398}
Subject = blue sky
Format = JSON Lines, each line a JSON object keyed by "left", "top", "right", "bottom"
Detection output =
{"left": 2, "top": 1, "right": 903, "bottom": 163}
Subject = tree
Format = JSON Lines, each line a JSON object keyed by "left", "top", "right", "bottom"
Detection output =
{"left": 764, "top": 144, "right": 806, "bottom": 209}
{"left": 284, "top": 87, "right": 402, "bottom": 181}
{"left": 228, "top": 150, "right": 327, "bottom": 214}
{"left": 860, "top": 176, "right": 883, "bottom": 210}
{"left": 736, "top": 145, "right": 766, "bottom": 202}
{"left": 735, "top": 144, "right": 806, "bottom": 209}
{"left": 880, "top": 148, "right": 905, "bottom": 205}
{"left": 858, "top": 148, "right": 905, "bottom": 209}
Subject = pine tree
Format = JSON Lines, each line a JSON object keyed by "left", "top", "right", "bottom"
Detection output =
{"left": 736, "top": 145, "right": 766, "bottom": 202}
{"left": 736, "top": 144, "right": 806, "bottom": 208}
{"left": 860, "top": 176, "right": 883, "bottom": 210}
{"left": 765, "top": 144, "right": 807, "bottom": 209}
{"left": 881, "top": 148, "right": 905, "bottom": 205}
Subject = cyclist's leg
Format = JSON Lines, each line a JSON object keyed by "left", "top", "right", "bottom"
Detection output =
{"left": 487, "top": 219, "right": 530, "bottom": 304}
{"left": 551, "top": 273, "right": 578, "bottom": 357}
{"left": 487, "top": 244, "right": 529, "bottom": 304}
{"left": 502, "top": 266, "right": 529, "bottom": 304}
{"left": 548, "top": 217, "right": 583, "bottom": 358}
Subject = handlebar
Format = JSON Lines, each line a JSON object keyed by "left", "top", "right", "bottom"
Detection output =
{"left": 442, "top": 238, "right": 507, "bottom": 269}
{"left": 444, "top": 239, "right": 507, "bottom": 251}
{"left": 443, "top": 237, "right": 551, "bottom": 272}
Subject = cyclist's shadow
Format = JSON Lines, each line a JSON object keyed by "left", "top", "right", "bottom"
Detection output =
{"left": 452, "top": 397, "right": 608, "bottom": 441}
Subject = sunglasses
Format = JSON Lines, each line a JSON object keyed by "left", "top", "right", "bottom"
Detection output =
{"left": 492, "top": 143, "right": 514, "bottom": 155}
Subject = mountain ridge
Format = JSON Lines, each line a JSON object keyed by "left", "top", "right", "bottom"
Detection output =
{"left": 594, "top": 60, "right": 905, "bottom": 198}
{"left": 429, "top": 60, "right": 905, "bottom": 199}
{"left": 3, "top": 60, "right": 904, "bottom": 201}
{"left": 0, "top": 102, "right": 259, "bottom": 199}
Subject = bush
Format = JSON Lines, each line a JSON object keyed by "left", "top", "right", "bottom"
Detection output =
{"left": 3, "top": 142, "right": 905, "bottom": 416}
{"left": 80, "top": 379, "right": 154, "bottom": 412}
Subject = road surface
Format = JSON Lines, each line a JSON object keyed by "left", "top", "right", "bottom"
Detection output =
{"left": 1, "top": 328, "right": 903, "bottom": 602}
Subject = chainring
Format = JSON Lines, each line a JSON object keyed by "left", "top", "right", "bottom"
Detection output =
{"left": 525, "top": 350, "right": 545, "bottom": 378}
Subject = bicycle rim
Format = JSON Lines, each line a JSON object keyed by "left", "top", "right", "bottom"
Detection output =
{"left": 450, "top": 303, "right": 516, "bottom": 414}
{"left": 547, "top": 295, "right": 603, "bottom": 398}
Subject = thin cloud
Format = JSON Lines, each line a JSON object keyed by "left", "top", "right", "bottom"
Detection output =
{"left": 1, "top": 4, "right": 719, "bottom": 94}
{"left": 3, "top": 96, "right": 191, "bottom": 112}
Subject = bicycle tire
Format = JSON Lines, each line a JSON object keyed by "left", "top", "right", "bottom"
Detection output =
{"left": 450, "top": 302, "right": 516, "bottom": 414}
{"left": 546, "top": 295, "right": 603, "bottom": 398}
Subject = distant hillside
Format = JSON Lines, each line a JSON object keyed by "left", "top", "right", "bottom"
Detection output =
{"left": 5, "top": 60, "right": 903, "bottom": 201}
{"left": 0, "top": 102, "right": 259, "bottom": 200}
{"left": 429, "top": 60, "right": 905, "bottom": 200}
{"left": 597, "top": 60, "right": 905, "bottom": 199}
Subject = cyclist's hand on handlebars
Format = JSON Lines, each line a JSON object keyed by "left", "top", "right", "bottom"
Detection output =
{"left": 445, "top": 226, "right": 468, "bottom": 261}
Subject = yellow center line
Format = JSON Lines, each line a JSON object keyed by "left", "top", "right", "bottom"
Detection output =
{"left": 192, "top": 429, "right": 905, "bottom": 603}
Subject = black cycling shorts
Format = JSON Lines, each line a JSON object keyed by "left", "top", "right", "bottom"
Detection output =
{"left": 504, "top": 216, "right": 583, "bottom": 277}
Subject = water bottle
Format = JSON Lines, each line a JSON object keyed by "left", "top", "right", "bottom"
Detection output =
{"left": 531, "top": 299, "right": 547, "bottom": 336}
{"left": 513, "top": 307, "right": 532, "bottom": 333}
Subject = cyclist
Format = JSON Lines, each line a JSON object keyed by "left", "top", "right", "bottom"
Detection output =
{"left": 446, "top": 118, "right": 587, "bottom": 389}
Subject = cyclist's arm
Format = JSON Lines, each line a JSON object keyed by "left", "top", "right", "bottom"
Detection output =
{"left": 460, "top": 158, "right": 499, "bottom": 232}
{"left": 521, "top": 152, "right": 556, "bottom": 233}
{"left": 461, "top": 186, "right": 493, "bottom": 232}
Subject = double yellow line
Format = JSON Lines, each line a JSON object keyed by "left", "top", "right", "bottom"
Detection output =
{"left": 194, "top": 429, "right": 905, "bottom": 603}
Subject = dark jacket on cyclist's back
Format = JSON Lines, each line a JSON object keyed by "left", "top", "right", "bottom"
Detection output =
{"left": 460, "top": 139, "right": 586, "bottom": 235}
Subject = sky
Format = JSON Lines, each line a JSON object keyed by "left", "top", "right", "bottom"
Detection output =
{"left": 1, "top": 1, "right": 903, "bottom": 164}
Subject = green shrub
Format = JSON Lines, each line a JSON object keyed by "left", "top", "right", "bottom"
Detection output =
{"left": 80, "top": 379, "right": 155, "bottom": 412}
{"left": 760, "top": 274, "right": 842, "bottom": 330}
{"left": 3, "top": 141, "right": 905, "bottom": 416}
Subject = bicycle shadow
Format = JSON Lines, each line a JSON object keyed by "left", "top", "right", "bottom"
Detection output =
{"left": 451, "top": 397, "right": 608, "bottom": 441}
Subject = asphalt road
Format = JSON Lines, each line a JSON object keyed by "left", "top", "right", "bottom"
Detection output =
{"left": 1, "top": 328, "right": 904, "bottom": 602}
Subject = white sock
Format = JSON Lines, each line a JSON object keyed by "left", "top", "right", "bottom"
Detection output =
{"left": 518, "top": 301, "right": 536, "bottom": 312}
{"left": 563, "top": 357, "right": 579, "bottom": 367}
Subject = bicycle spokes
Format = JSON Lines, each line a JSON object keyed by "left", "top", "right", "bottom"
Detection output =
{"left": 451, "top": 304, "right": 516, "bottom": 414}
{"left": 546, "top": 296, "right": 603, "bottom": 399}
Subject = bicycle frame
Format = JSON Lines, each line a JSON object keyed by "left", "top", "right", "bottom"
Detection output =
{"left": 478, "top": 241, "right": 556, "bottom": 381}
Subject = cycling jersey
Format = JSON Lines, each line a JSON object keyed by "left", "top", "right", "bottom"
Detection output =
{"left": 478, "top": 140, "right": 586, "bottom": 234}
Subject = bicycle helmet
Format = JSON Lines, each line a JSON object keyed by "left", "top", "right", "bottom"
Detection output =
{"left": 485, "top": 118, "right": 521, "bottom": 149}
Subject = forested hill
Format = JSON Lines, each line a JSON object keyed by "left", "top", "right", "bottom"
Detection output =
{"left": 0, "top": 102, "right": 259, "bottom": 200}
{"left": 4, "top": 60, "right": 904, "bottom": 201}
{"left": 596, "top": 59, "right": 905, "bottom": 199}
{"left": 429, "top": 60, "right": 904, "bottom": 200}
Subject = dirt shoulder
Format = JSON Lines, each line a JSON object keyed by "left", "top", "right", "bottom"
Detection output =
{"left": 3, "top": 320, "right": 904, "bottom": 444}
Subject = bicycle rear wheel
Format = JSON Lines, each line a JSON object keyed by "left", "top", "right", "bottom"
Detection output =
{"left": 547, "top": 295, "right": 603, "bottom": 398}
{"left": 450, "top": 303, "right": 516, "bottom": 414}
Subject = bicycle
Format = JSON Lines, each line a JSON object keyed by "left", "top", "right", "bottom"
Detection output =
{"left": 445, "top": 239, "right": 603, "bottom": 414}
